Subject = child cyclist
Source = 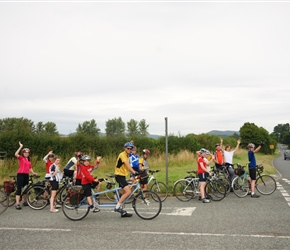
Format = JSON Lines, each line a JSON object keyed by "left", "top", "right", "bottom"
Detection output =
{"left": 80, "top": 155, "right": 102, "bottom": 212}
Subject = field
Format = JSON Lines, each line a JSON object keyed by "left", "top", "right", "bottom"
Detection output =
{"left": 0, "top": 148, "right": 278, "bottom": 194}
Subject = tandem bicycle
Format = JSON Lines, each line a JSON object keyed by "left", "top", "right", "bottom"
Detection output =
{"left": 62, "top": 175, "right": 162, "bottom": 221}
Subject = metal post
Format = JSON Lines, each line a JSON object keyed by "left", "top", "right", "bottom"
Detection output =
{"left": 165, "top": 117, "right": 168, "bottom": 185}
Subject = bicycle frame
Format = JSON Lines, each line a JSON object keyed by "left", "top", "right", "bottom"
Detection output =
{"left": 90, "top": 180, "right": 143, "bottom": 208}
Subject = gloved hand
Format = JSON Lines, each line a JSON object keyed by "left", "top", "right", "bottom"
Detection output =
{"left": 260, "top": 142, "right": 264, "bottom": 147}
{"left": 134, "top": 171, "right": 139, "bottom": 175}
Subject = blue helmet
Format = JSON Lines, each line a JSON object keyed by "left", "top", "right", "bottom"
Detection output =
{"left": 124, "top": 142, "right": 134, "bottom": 148}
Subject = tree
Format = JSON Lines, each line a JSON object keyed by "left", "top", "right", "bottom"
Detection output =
{"left": 76, "top": 119, "right": 100, "bottom": 136}
{"left": 105, "top": 117, "right": 125, "bottom": 137}
{"left": 44, "top": 122, "right": 59, "bottom": 135}
{"left": 0, "top": 117, "right": 35, "bottom": 134}
{"left": 138, "top": 119, "right": 149, "bottom": 137}
{"left": 272, "top": 123, "right": 290, "bottom": 144}
{"left": 127, "top": 119, "right": 139, "bottom": 137}
{"left": 239, "top": 122, "right": 273, "bottom": 154}
{"left": 35, "top": 122, "right": 45, "bottom": 134}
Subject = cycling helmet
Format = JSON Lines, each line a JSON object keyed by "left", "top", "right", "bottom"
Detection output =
{"left": 81, "top": 155, "right": 91, "bottom": 161}
{"left": 48, "top": 153, "right": 55, "bottom": 158}
{"left": 205, "top": 150, "right": 210, "bottom": 155}
{"left": 199, "top": 148, "right": 207, "bottom": 153}
{"left": 143, "top": 149, "right": 150, "bottom": 155}
{"left": 248, "top": 143, "right": 255, "bottom": 148}
{"left": 75, "top": 151, "right": 82, "bottom": 157}
{"left": 22, "top": 148, "right": 30, "bottom": 153}
{"left": 124, "top": 142, "right": 134, "bottom": 148}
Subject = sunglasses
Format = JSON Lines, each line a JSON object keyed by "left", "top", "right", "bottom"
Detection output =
{"left": 126, "top": 147, "right": 133, "bottom": 150}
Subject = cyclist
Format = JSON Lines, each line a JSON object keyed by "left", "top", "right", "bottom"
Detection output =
{"left": 248, "top": 142, "right": 263, "bottom": 198}
{"left": 139, "top": 149, "right": 150, "bottom": 192}
{"left": 213, "top": 138, "right": 224, "bottom": 171}
{"left": 43, "top": 150, "right": 55, "bottom": 180}
{"left": 197, "top": 148, "right": 211, "bottom": 203}
{"left": 224, "top": 139, "right": 241, "bottom": 181}
{"left": 80, "top": 155, "right": 101, "bottom": 212}
{"left": 63, "top": 152, "right": 83, "bottom": 183}
{"left": 114, "top": 142, "right": 138, "bottom": 218}
{"left": 49, "top": 156, "right": 62, "bottom": 213}
{"left": 42, "top": 150, "right": 55, "bottom": 202}
{"left": 14, "top": 141, "right": 37, "bottom": 210}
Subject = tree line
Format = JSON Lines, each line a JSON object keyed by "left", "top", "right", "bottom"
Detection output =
{"left": 0, "top": 117, "right": 286, "bottom": 159}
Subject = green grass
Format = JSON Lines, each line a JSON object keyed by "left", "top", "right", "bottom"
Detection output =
{"left": 0, "top": 149, "right": 278, "bottom": 194}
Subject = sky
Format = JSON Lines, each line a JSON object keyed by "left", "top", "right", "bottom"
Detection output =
{"left": 0, "top": 0, "right": 289, "bottom": 136}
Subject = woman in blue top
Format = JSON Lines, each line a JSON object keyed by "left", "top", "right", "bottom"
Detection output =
{"left": 248, "top": 143, "right": 263, "bottom": 198}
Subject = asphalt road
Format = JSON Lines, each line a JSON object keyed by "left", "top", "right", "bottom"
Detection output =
{"left": 1, "top": 150, "right": 290, "bottom": 250}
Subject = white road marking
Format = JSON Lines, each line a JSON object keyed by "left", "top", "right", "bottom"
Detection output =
{"left": 132, "top": 231, "right": 290, "bottom": 239}
{"left": 160, "top": 207, "right": 196, "bottom": 216}
{"left": 0, "top": 227, "right": 71, "bottom": 232}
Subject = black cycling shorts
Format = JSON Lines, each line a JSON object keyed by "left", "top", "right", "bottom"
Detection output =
{"left": 115, "top": 175, "right": 128, "bottom": 189}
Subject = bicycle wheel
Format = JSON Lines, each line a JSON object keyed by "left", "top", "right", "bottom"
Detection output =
{"left": 105, "top": 189, "right": 117, "bottom": 202}
{"left": 219, "top": 177, "right": 231, "bottom": 196}
{"left": 62, "top": 194, "right": 90, "bottom": 221}
{"left": 173, "top": 179, "right": 195, "bottom": 202}
{"left": 150, "top": 181, "right": 168, "bottom": 202}
{"left": 56, "top": 186, "right": 68, "bottom": 204}
{"left": 232, "top": 176, "right": 250, "bottom": 198}
{"left": 206, "top": 179, "right": 226, "bottom": 201}
{"left": 0, "top": 188, "right": 9, "bottom": 215}
{"left": 7, "top": 191, "right": 16, "bottom": 207}
{"left": 256, "top": 175, "right": 276, "bottom": 195}
{"left": 26, "top": 186, "right": 49, "bottom": 210}
{"left": 132, "top": 190, "right": 162, "bottom": 220}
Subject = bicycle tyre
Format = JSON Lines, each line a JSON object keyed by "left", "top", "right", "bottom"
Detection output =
{"left": 150, "top": 181, "right": 168, "bottom": 202}
{"left": 132, "top": 190, "right": 162, "bottom": 220}
{"left": 205, "top": 179, "right": 226, "bottom": 201}
{"left": 232, "top": 176, "right": 250, "bottom": 198}
{"left": 55, "top": 186, "right": 69, "bottom": 204}
{"left": 26, "top": 185, "right": 49, "bottom": 210}
{"left": 256, "top": 175, "right": 276, "bottom": 195}
{"left": 62, "top": 194, "right": 90, "bottom": 221}
{"left": 173, "top": 179, "right": 195, "bottom": 202}
{"left": 105, "top": 189, "right": 116, "bottom": 202}
{"left": 0, "top": 188, "right": 9, "bottom": 215}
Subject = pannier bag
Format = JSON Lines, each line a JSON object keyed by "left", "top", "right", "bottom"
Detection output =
{"left": 68, "top": 185, "right": 84, "bottom": 205}
{"left": 4, "top": 180, "right": 15, "bottom": 194}
{"left": 235, "top": 167, "right": 245, "bottom": 176}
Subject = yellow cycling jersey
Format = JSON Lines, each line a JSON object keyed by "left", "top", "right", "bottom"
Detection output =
{"left": 115, "top": 151, "right": 130, "bottom": 176}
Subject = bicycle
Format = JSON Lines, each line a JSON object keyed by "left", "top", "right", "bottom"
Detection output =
{"left": 231, "top": 163, "right": 277, "bottom": 198}
{"left": 174, "top": 170, "right": 199, "bottom": 201}
{"left": 147, "top": 170, "right": 168, "bottom": 202}
{"left": 103, "top": 173, "right": 139, "bottom": 204}
{"left": 173, "top": 170, "right": 227, "bottom": 202}
{"left": 0, "top": 174, "right": 44, "bottom": 209}
{"left": 26, "top": 176, "right": 73, "bottom": 210}
{"left": 62, "top": 175, "right": 162, "bottom": 221}
{"left": 0, "top": 181, "right": 10, "bottom": 215}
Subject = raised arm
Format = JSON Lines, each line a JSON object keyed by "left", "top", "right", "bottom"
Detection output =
{"left": 15, "top": 141, "right": 23, "bottom": 158}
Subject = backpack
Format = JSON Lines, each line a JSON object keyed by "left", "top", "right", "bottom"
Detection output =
{"left": 68, "top": 185, "right": 84, "bottom": 205}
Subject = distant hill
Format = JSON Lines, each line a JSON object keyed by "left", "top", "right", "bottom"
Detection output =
{"left": 207, "top": 130, "right": 240, "bottom": 137}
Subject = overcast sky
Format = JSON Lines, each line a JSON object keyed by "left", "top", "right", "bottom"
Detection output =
{"left": 0, "top": 0, "right": 289, "bottom": 136}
